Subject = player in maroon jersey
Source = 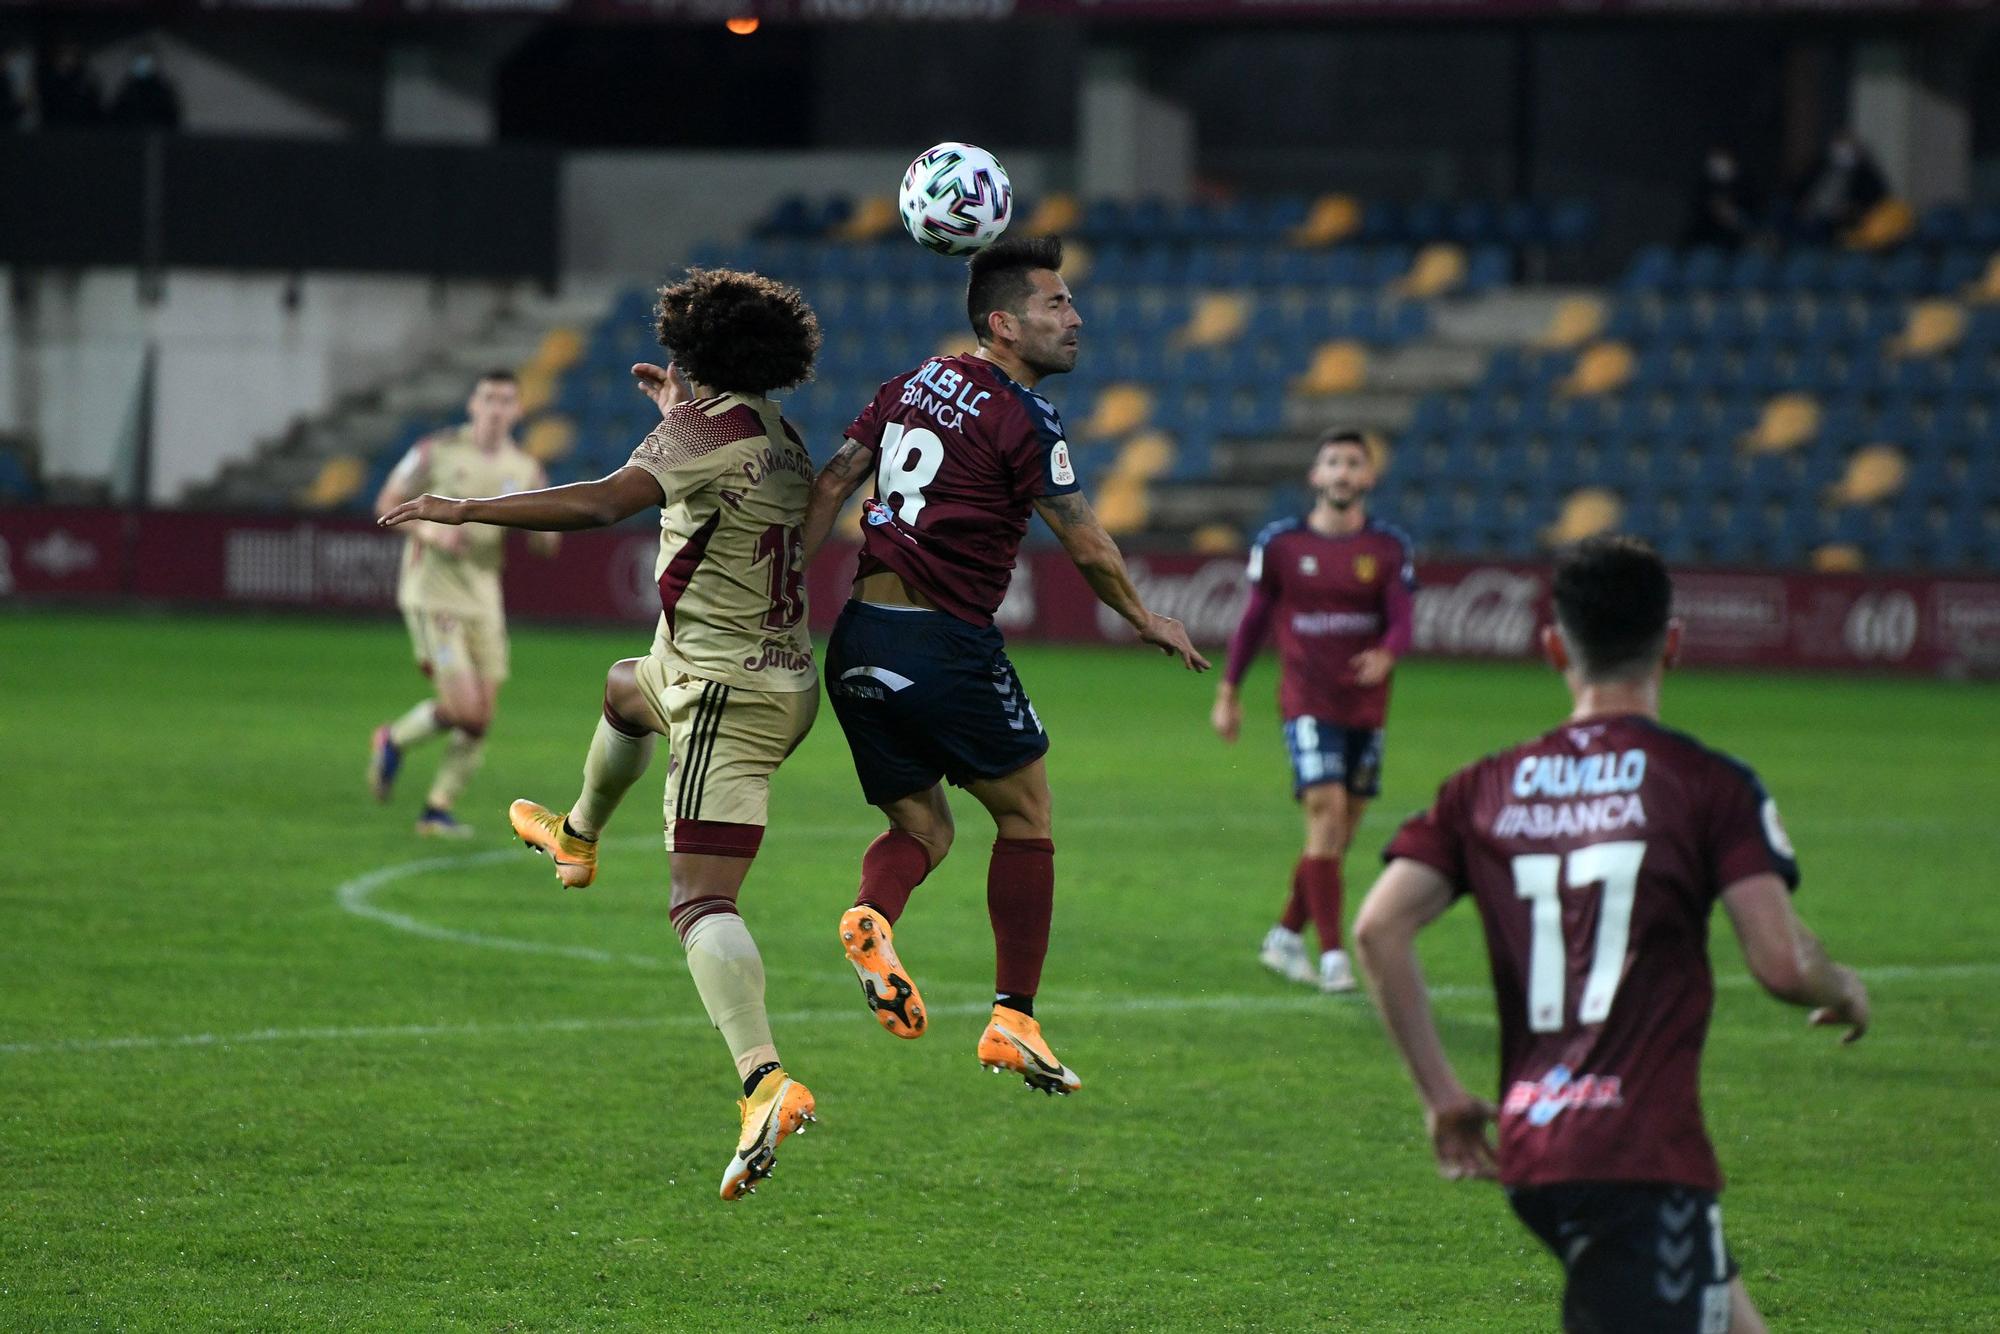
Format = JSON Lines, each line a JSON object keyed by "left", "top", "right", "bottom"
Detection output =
{"left": 1212, "top": 430, "right": 1413, "bottom": 994}
{"left": 1353, "top": 536, "right": 1869, "bottom": 1333}
{"left": 802, "top": 235, "right": 1208, "bottom": 1095}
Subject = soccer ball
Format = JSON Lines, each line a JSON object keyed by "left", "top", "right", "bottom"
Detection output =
{"left": 898, "top": 142, "right": 1013, "bottom": 256}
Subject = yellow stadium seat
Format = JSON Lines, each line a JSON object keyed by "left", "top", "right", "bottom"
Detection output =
{"left": 1536, "top": 297, "right": 1607, "bottom": 351}
{"left": 1021, "top": 194, "right": 1081, "bottom": 236}
{"left": 515, "top": 365, "right": 555, "bottom": 416}
{"left": 934, "top": 331, "right": 980, "bottom": 358}
{"left": 1557, "top": 341, "right": 1635, "bottom": 397}
{"left": 834, "top": 196, "right": 899, "bottom": 243}
{"left": 295, "top": 454, "right": 367, "bottom": 511}
{"left": 1391, "top": 244, "right": 1468, "bottom": 300}
{"left": 1060, "top": 240, "right": 1094, "bottom": 283}
{"left": 1081, "top": 383, "right": 1155, "bottom": 439}
{"left": 1843, "top": 198, "right": 1916, "bottom": 252}
{"left": 1542, "top": 487, "right": 1622, "bottom": 547}
{"left": 1288, "top": 194, "right": 1362, "bottom": 248}
{"left": 1965, "top": 253, "right": 2000, "bottom": 304}
{"left": 1116, "top": 429, "right": 1177, "bottom": 481}
{"left": 1828, "top": 444, "right": 1908, "bottom": 505}
{"left": 1095, "top": 475, "right": 1149, "bottom": 535}
{"left": 1742, "top": 393, "right": 1820, "bottom": 453}
{"left": 1191, "top": 523, "right": 1243, "bottom": 555}
{"left": 524, "top": 414, "right": 577, "bottom": 464}
{"left": 1886, "top": 300, "right": 1966, "bottom": 358}
{"left": 1176, "top": 293, "right": 1252, "bottom": 349}
{"left": 533, "top": 326, "right": 585, "bottom": 375}
{"left": 1293, "top": 340, "right": 1369, "bottom": 395}
{"left": 1811, "top": 543, "right": 1866, "bottom": 572}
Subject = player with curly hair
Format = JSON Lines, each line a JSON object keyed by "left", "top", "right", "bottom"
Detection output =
{"left": 381, "top": 268, "right": 826, "bottom": 1202}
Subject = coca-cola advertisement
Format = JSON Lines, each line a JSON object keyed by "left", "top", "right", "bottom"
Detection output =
{"left": 4, "top": 507, "right": 1997, "bottom": 677}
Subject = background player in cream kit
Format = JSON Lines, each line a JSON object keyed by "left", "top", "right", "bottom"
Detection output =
{"left": 368, "top": 370, "right": 557, "bottom": 838}
{"left": 379, "top": 268, "right": 827, "bottom": 1202}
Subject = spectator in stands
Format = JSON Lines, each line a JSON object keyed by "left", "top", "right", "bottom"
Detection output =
{"left": 37, "top": 41, "right": 102, "bottom": 127}
{"left": 1791, "top": 132, "right": 1888, "bottom": 242}
{"left": 1681, "top": 147, "right": 1756, "bottom": 250}
{"left": 108, "top": 45, "right": 181, "bottom": 130}
{"left": 1, "top": 42, "right": 35, "bottom": 130}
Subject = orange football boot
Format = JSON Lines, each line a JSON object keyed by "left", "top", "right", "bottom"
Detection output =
{"left": 976, "top": 1004, "right": 1081, "bottom": 1096}
{"left": 720, "top": 1070, "right": 816, "bottom": 1201}
{"left": 509, "top": 799, "right": 597, "bottom": 889}
{"left": 838, "top": 906, "right": 927, "bottom": 1039}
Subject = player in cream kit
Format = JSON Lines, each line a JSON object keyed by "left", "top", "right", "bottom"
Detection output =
{"left": 1354, "top": 536, "right": 1869, "bottom": 1333}
{"left": 380, "top": 269, "right": 826, "bottom": 1202}
{"left": 369, "top": 370, "right": 556, "bottom": 837}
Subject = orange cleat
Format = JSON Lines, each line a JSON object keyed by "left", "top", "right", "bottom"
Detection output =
{"left": 720, "top": 1070, "right": 815, "bottom": 1201}
{"left": 508, "top": 799, "right": 597, "bottom": 889}
{"left": 976, "top": 1004, "right": 1081, "bottom": 1096}
{"left": 838, "top": 906, "right": 927, "bottom": 1039}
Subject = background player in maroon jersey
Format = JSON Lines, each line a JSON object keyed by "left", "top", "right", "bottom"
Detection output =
{"left": 1212, "top": 430, "right": 1413, "bottom": 994}
{"left": 1353, "top": 535, "right": 1869, "bottom": 1333}
{"left": 802, "top": 235, "right": 1207, "bottom": 1095}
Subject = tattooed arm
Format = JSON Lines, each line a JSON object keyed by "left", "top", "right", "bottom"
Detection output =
{"left": 803, "top": 438, "right": 876, "bottom": 563}
{"left": 1033, "top": 490, "right": 1210, "bottom": 672}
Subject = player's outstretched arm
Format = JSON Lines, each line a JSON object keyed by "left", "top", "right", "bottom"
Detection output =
{"left": 803, "top": 438, "right": 876, "bottom": 562}
{"left": 1721, "top": 874, "right": 1870, "bottom": 1043}
{"left": 378, "top": 466, "right": 663, "bottom": 534}
{"left": 1354, "top": 858, "right": 1499, "bottom": 1181}
{"left": 1033, "top": 490, "right": 1210, "bottom": 672}
{"left": 373, "top": 442, "right": 462, "bottom": 554}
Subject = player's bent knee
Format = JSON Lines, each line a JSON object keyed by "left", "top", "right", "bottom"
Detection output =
{"left": 602, "top": 658, "right": 650, "bottom": 734}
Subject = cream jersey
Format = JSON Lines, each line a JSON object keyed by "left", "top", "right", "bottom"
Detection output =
{"left": 391, "top": 426, "right": 545, "bottom": 619}
{"left": 627, "top": 394, "right": 816, "bottom": 693}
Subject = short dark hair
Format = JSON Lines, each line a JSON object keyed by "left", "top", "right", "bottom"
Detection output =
{"left": 966, "top": 235, "right": 1065, "bottom": 342}
{"left": 475, "top": 369, "right": 519, "bottom": 387}
{"left": 654, "top": 268, "right": 820, "bottom": 395}
{"left": 1551, "top": 535, "right": 1674, "bottom": 680}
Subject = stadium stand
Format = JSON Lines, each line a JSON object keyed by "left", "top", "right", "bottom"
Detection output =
{"left": 320, "top": 192, "right": 1995, "bottom": 573}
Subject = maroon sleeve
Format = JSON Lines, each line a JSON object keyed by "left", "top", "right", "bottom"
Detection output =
{"left": 1223, "top": 582, "right": 1279, "bottom": 687}
{"left": 1707, "top": 759, "right": 1802, "bottom": 893}
{"left": 1382, "top": 768, "right": 1473, "bottom": 893}
{"left": 1380, "top": 564, "right": 1414, "bottom": 657}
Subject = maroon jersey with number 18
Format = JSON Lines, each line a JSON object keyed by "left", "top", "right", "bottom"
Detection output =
{"left": 1382, "top": 714, "right": 1801, "bottom": 1193}
{"left": 843, "top": 353, "right": 1081, "bottom": 627}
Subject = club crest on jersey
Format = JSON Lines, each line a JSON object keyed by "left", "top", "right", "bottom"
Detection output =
{"left": 1354, "top": 553, "right": 1377, "bottom": 582}
{"left": 1050, "top": 440, "right": 1075, "bottom": 486}
{"left": 863, "top": 498, "right": 894, "bottom": 527}
{"left": 1299, "top": 555, "right": 1319, "bottom": 576}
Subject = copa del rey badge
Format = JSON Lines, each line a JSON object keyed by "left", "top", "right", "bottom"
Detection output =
{"left": 1050, "top": 441, "right": 1075, "bottom": 486}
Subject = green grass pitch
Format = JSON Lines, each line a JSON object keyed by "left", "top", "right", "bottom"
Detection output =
{"left": 4, "top": 610, "right": 1997, "bottom": 1331}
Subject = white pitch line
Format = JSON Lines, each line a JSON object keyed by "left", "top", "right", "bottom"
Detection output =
{"left": 4, "top": 963, "right": 1992, "bottom": 1060}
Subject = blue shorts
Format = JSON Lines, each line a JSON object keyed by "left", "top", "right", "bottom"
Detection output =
{"left": 825, "top": 601, "right": 1050, "bottom": 806}
{"left": 1283, "top": 716, "right": 1384, "bottom": 799}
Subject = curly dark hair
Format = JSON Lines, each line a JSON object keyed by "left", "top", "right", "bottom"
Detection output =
{"left": 653, "top": 268, "right": 820, "bottom": 396}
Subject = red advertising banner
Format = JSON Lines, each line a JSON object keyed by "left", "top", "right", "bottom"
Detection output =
{"left": 5, "top": 507, "right": 1998, "bottom": 677}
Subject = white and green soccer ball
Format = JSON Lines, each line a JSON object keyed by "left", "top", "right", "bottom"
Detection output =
{"left": 898, "top": 142, "right": 1014, "bottom": 256}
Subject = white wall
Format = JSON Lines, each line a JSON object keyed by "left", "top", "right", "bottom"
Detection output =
{"left": 1, "top": 270, "right": 518, "bottom": 502}
{"left": 561, "top": 149, "right": 1063, "bottom": 279}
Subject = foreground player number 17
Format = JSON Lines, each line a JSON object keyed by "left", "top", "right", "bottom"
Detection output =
{"left": 877, "top": 421, "right": 945, "bottom": 524}
{"left": 1510, "top": 840, "right": 1647, "bottom": 1032}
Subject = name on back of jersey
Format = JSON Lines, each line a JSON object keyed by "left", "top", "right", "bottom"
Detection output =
{"left": 1494, "top": 748, "right": 1650, "bottom": 840}
{"left": 901, "top": 360, "right": 991, "bottom": 431}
